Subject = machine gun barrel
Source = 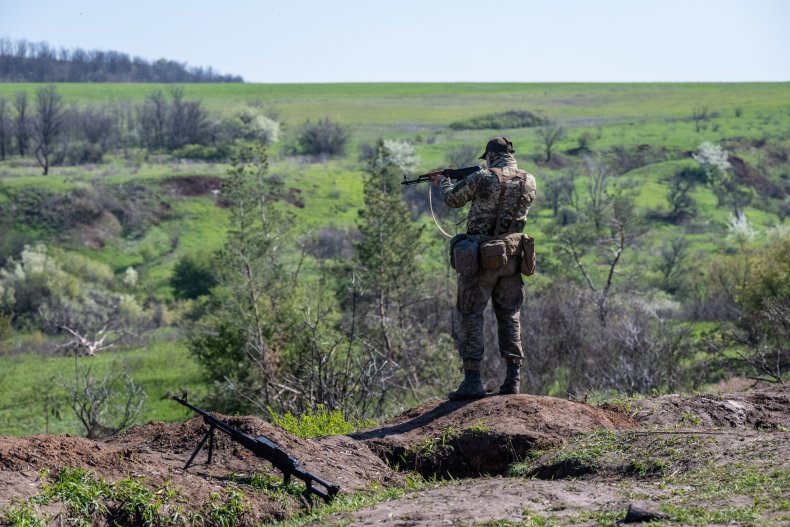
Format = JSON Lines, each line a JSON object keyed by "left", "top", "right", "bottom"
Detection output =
{"left": 401, "top": 165, "right": 482, "bottom": 185}
{"left": 173, "top": 395, "right": 339, "bottom": 503}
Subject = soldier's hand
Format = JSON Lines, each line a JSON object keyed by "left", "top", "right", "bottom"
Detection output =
{"left": 430, "top": 173, "right": 446, "bottom": 186}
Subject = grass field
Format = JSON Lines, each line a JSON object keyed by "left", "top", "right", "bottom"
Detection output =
{"left": 0, "top": 339, "right": 205, "bottom": 436}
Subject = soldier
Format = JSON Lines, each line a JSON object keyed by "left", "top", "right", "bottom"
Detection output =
{"left": 431, "top": 137, "right": 537, "bottom": 400}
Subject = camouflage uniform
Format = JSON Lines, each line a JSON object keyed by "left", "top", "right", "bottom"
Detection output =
{"left": 439, "top": 152, "right": 537, "bottom": 369}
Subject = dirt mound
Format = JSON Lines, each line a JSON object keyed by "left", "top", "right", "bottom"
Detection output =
{"left": 4, "top": 388, "right": 788, "bottom": 526}
{"left": 352, "top": 394, "right": 635, "bottom": 478}
{"left": 0, "top": 415, "right": 400, "bottom": 525}
{"left": 629, "top": 384, "right": 790, "bottom": 429}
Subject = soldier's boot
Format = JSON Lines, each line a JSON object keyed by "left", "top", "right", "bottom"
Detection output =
{"left": 498, "top": 359, "right": 521, "bottom": 395}
{"left": 448, "top": 362, "right": 486, "bottom": 401}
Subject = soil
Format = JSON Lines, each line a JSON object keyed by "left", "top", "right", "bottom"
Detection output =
{"left": 1, "top": 385, "right": 788, "bottom": 526}
{"left": 160, "top": 175, "right": 224, "bottom": 197}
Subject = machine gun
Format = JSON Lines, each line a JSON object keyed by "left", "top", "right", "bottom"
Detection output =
{"left": 173, "top": 395, "right": 339, "bottom": 503}
{"left": 401, "top": 165, "right": 481, "bottom": 185}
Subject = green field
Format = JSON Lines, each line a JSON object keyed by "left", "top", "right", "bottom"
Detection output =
{"left": 1, "top": 81, "right": 788, "bottom": 436}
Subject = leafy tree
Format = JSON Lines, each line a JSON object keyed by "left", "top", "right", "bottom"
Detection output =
{"left": 706, "top": 231, "right": 790, "bottom": 383}
{"left": 655, "top": 236, "right": 691, "bottom": 295}
{"left": 693, "top": 141, "right": 753, "bottom": 215}
{"left": 189, "top": 143, "right": 296, "bottom": 412}
{"left": 353, "top": 139, "right": 448, "bottom": 409}
{"left": 664, "top": 167, "right": 702, "bottom": 223}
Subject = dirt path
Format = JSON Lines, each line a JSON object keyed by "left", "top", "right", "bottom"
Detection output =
{"left": 323, "top": 477, "right": 642, "bottom": 526}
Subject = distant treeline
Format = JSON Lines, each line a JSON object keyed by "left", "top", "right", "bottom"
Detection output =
{"left": 0, "top": 37, "right": 243, "bottom": 83}
{"left": 0, "top": 85, "right": 281, "bottom": 174}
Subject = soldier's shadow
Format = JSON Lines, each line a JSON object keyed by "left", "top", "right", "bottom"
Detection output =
{"left": 349, "top": 399, "right": 477, "bottom": 440}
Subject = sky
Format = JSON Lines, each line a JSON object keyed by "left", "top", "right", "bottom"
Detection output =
{"left": 1, "top": 0, "right": 789, "bottom": 83}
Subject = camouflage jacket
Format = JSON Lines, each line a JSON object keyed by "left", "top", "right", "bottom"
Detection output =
{"left": 439, "top": 153, "right": 537, "bottom": 236}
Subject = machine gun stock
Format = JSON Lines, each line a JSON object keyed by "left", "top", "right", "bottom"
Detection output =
{"left": 401, "top": 165, "right": 481, "bottom": 185}
{"left": 173, "top": 395, "right": 339, "bottom": 503}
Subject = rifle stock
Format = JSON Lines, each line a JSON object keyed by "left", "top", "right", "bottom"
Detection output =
{"left": 173, "top": 395, "right": 339, "bottom": 503}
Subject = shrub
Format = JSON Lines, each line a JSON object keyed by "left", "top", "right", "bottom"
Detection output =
{"left": 293, "top": 118, "right": 350, "bottom": 156}
{"left": 269, "top": 404, "right": 376, "bottom": 438}
{"left": 171, "top": 143, "right": 230, "bottom": 161}
{"left": 170, "top": 253, "right": 217, "bottom": 300}
{"left": 449, "top": 110, "right": 548, "bottom": 130}
{"left": 216, "top": 111, "right": 280, "bottom": 146}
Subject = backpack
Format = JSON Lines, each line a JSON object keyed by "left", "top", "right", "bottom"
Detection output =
{"left": 478, "top": 168, "right": 536, "bottom": 276}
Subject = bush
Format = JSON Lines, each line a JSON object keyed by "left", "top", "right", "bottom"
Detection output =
{"left": 268, "top": 404, "right": 375, "bottom": 438}
{"left": 293, "top": 118, "right": 350, "bottom": 156}
{"left": 449, "top": 110, "right": 548, "bottom": 130}
{"left": 170, "top": 253, "right": 217, "bottom": 300}
{"left": 516, "top": 282, "right": 694, "bottom": 396}
{"left": 171, "top": 143, "right": 230, "bottom": 161}
{"left": 216, "top": 111, "right": 280, "bottom": 146}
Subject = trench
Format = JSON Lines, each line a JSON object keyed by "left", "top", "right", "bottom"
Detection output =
{"left": 362, "top": 431, "right": 543, "bottom": 479}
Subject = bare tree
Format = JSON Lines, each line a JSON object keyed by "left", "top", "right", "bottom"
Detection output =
{"left": 59, "top": 360, "right": 147, "bottom": 439}
{"left": 140, "top": 89, "right": 168, "bottom": 149}
{"left": 167, "top": 87, "right": 207, "bottom": 148}
{"left": 555, "top": 194, "right": 635, "bottom": 325}
{"left": 0, "top": 97, "right": 8, "bottom": 160}
{"left": 13, "top": 91, "right": 30, "bottom": 156}
{"left": 445, "top": 143, "right": 479, "bottom": 168}
{"left": 543, "top": 172, "right": 576, "bottom": 217}
{"left": 583, "top": 156, "right": 610, "bottom": 230}
{"left": 32, "top": 85, "right": 65, "bottom": 175}
{"left": 537, "top": 125, "right": 565, "bottom": 162}
{"left": 58, "top": 325, "right": 115, "bottom": 357}
{"left": 52, "top": 324, "right": 146, "bottom": 439}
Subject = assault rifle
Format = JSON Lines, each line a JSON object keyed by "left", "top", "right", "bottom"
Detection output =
{"left": 401, "top": 165, "right": 481, "bottom": 185}
{"left": 173, "top": 395, "right": 340, "bottom": 503}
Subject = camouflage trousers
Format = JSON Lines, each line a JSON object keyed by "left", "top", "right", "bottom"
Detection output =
{"left": 456, "top": 255, "right": 524, "bottom": 366}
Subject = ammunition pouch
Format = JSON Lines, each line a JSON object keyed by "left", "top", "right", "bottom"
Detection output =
{"left": 450, "top": 234, "right": 479, "bottom": 277}
{"left": 479, "top": 233, "right": 522, "bottom": 270}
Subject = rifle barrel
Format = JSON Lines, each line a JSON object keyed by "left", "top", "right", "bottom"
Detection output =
{"left": 401, "top": 165, "right": 482, "bottom": 185}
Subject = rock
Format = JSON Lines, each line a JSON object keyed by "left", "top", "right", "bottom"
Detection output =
{"left": 619, "top": 503, "right": 670, "bottom": 524}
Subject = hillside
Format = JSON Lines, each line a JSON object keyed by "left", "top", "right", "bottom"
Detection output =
{"left": 0, "top": 82, "right": 788, "bottom": 440}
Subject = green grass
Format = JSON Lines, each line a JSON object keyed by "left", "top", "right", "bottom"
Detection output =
{"left": 1, "top": 467, "right": 247, "bottom": 527}
{"left": 0, "top": 340, "right": 205, "bottom": 436}
{"left": 268, "top": 405, "right": 376, "bottom": 438}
